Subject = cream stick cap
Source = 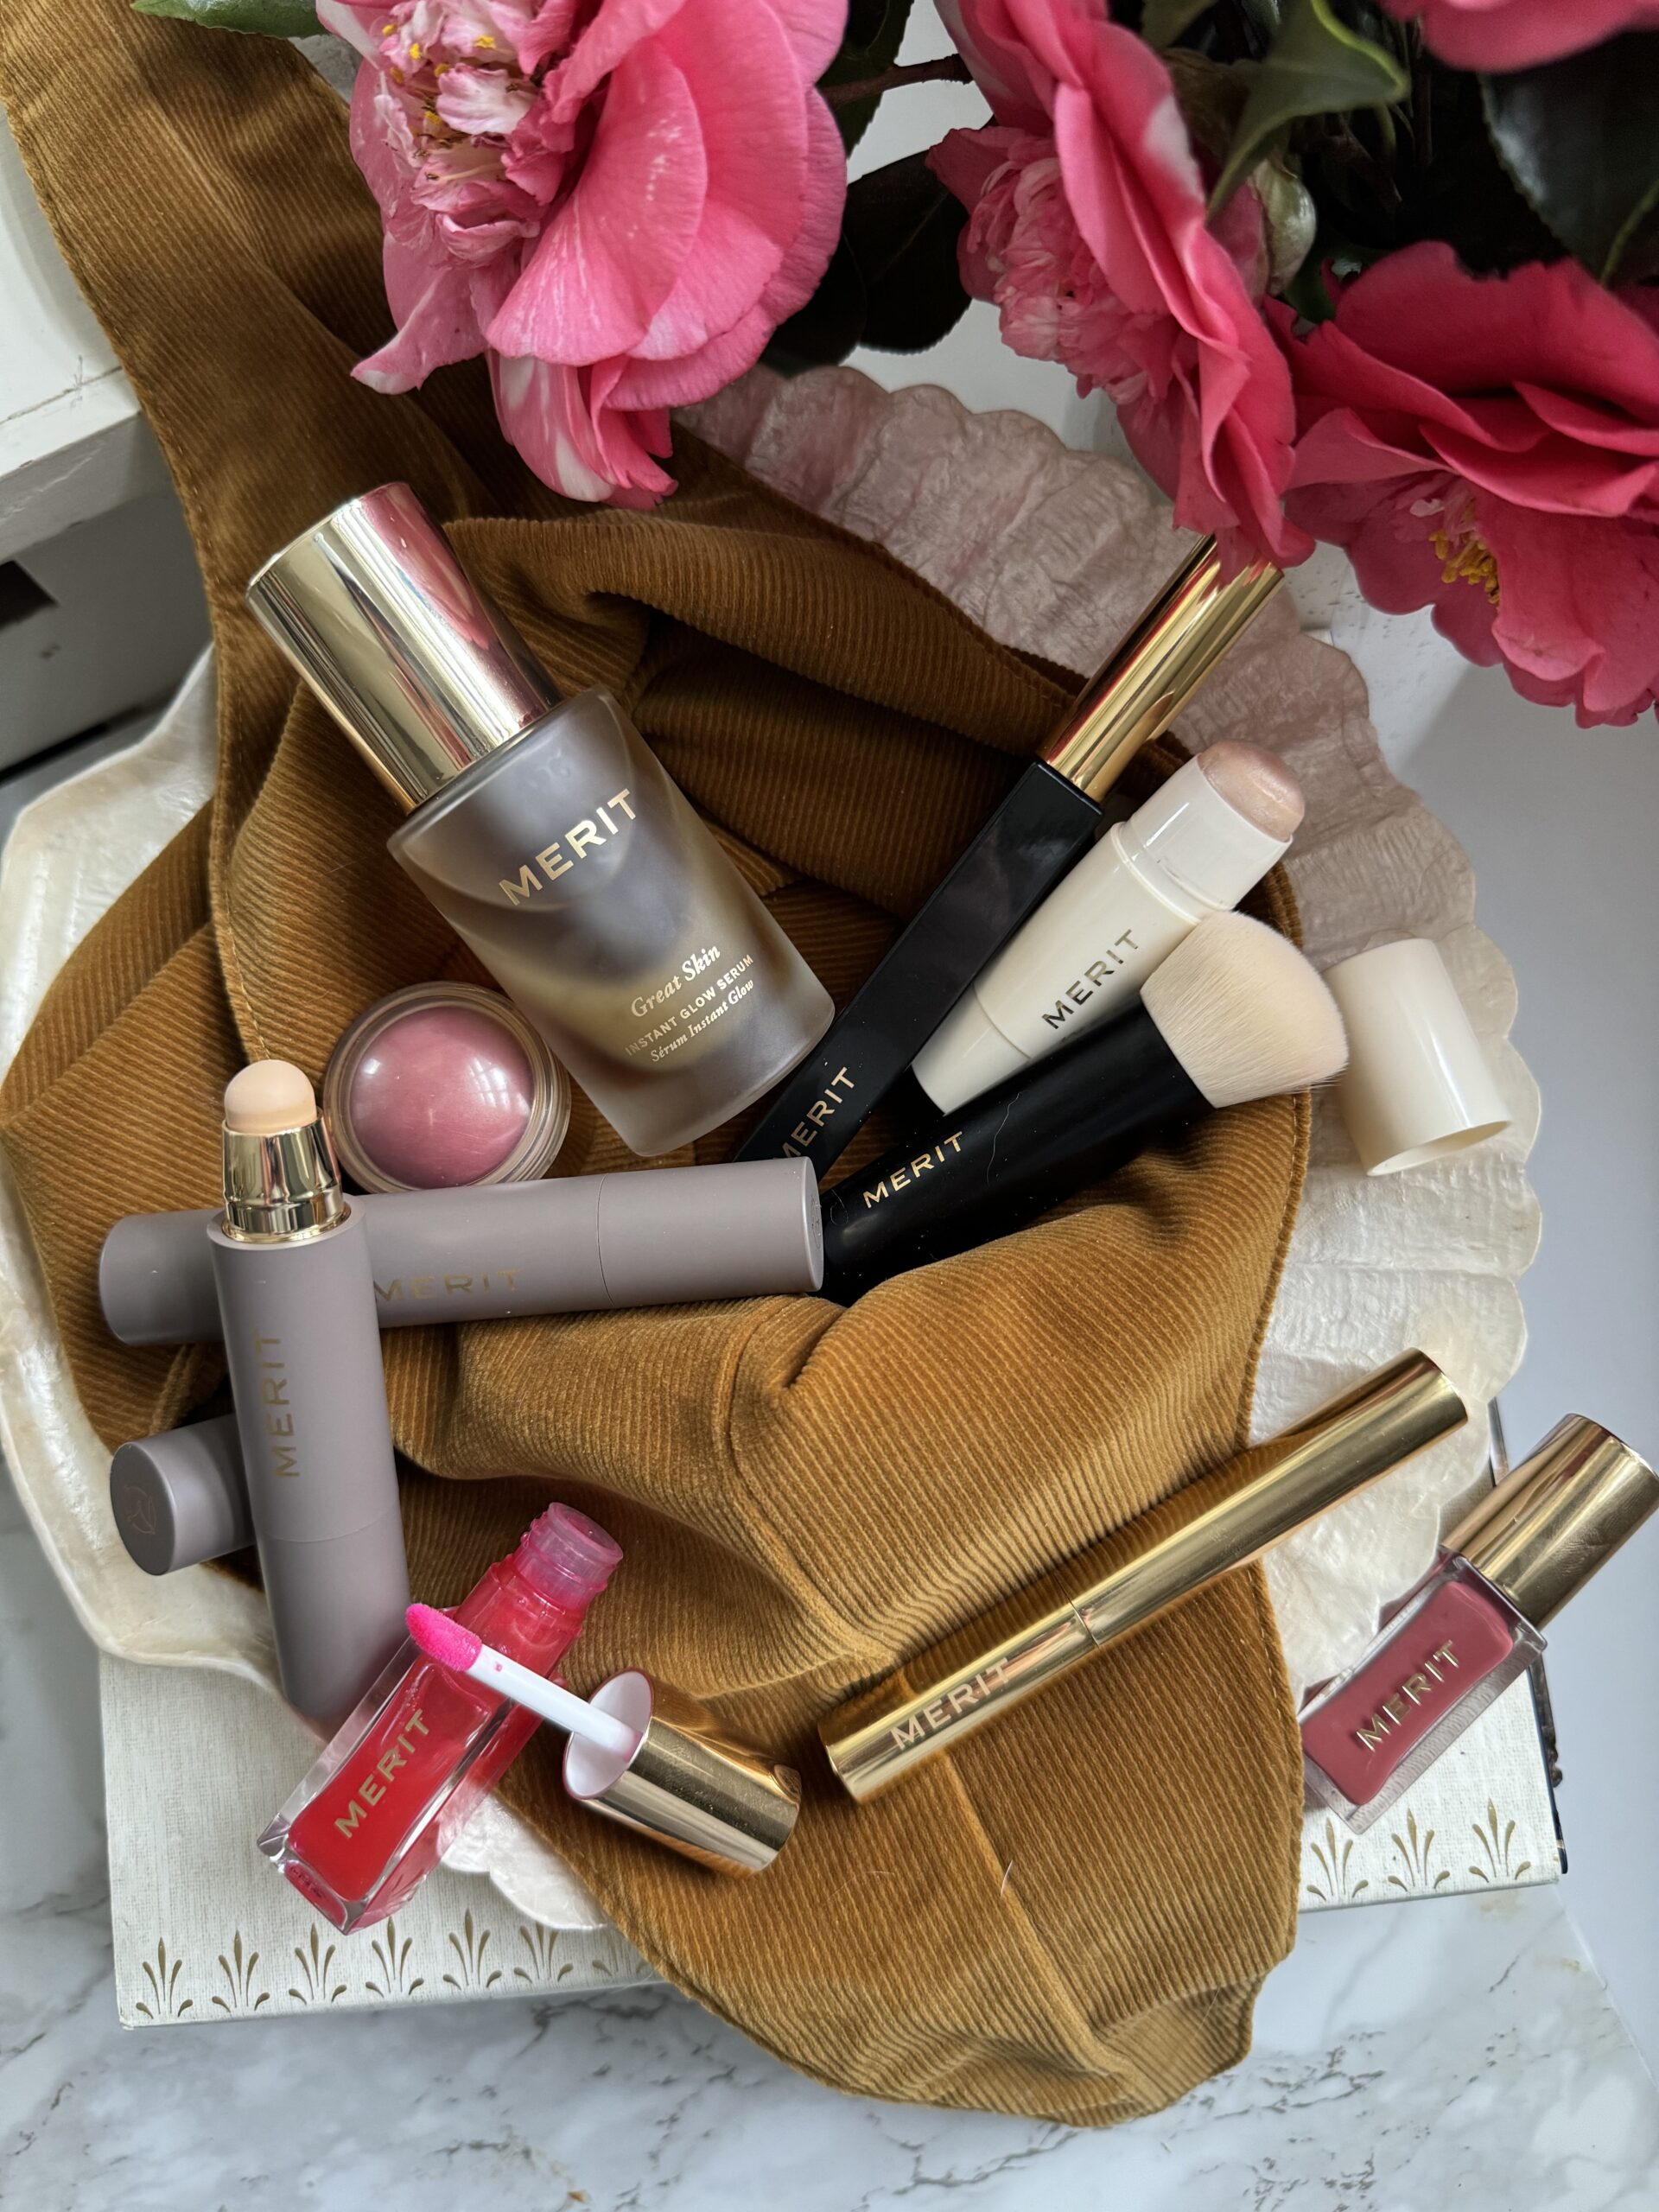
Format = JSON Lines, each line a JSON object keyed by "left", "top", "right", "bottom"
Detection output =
{"left": 1323, "top": 938, "right": 1510, "bottom": 1176}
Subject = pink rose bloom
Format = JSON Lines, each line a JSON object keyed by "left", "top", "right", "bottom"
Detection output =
{"left": 1274, "top": 244, "right": 1659, "bottom": 725}
{"left": 1378, "top": 0, "right": 1659, "bottom": 72}
{"left": 929, "top": 0, "right": 1310, "bottom": 573}
{"left": 321, "top": 0, "right": 847, "bottom": 505}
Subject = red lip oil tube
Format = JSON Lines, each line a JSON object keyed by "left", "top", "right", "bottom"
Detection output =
{"left": 1300, "top": 1417, "right": 1656, "bottom": 1833}
{"left": 259, "top": 1504, "right": 621, "bottom": 1930}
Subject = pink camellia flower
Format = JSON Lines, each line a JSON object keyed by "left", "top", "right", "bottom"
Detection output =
{"left": 1273, "top": 244, "right": 1659, "bottom": 725}
{"left": 320, "top": 0, "right": 847, "bottom": 505}
{"left": 1377, "top": 0, "right": 1659, "bottom": 72}
{"left": 930, "top": 0, "right": 1311, "bottom": 573}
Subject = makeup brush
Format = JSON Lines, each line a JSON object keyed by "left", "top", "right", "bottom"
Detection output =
{"left": 404, "top": 1605, "right": 640, "bottom": 1757}
{"left": 821, "top": 911, "right": 1347, "bottom": 1300}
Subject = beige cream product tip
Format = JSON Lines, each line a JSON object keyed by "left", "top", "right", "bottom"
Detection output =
{"left": 1197, "top": 741, "right": 1305, "bottom": 842}
{"left": 224, "top": 1059, "right": 319, "bottom": 1135}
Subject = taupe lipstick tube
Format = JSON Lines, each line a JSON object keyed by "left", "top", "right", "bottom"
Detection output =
{"left": 208, "top": 1063, "right": 410, "bottom": 1725}
{"left": 821, "top": 1351, "right": 1467, "bottom": 1802}
{"left": 101, "top": 1157, "right": 823, "bottom": 1346}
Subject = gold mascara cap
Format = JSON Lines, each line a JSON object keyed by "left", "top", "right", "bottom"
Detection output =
{"left": 1449, "top": 1415, "right": 1658, "bottom": 1629}
{"left": 247, "top": 483, "right": 559, "bottom": 809}
{"left": 564, "top": 1673, "right": 801, "bottom": 1876}
{"left": 1041, "top": 538, "right": 1282, "bottom": 803}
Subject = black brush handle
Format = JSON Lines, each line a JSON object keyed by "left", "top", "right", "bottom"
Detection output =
{"left": 820, "top": 1004, "right": 1205, "bottom": 1300}
{"left": 733, "top": 762, "right": 1101, "bottom": 1171}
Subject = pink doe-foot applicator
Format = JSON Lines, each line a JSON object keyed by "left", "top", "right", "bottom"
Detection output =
{"left": 404, "top": 1605, "right": 802, "bottom": 1877}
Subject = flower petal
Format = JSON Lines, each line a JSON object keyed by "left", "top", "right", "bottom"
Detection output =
{"left": 316, "top": 1, "right": 382, "bottom": 59}
{"left": 541, "top": 0, "right": 689, "bottom": 118}
{"left": 761, "top": 0, "right": 849, "bottom": 83}
{"left": 357, "top": 254, "right": 487, "bottom": 390}
{"left": 607, "top": 304, "right": 772, "bottom": 409}
{"left": 435, "top": 66, "right": 537, "bottom": 137}
{"left": 632, "top": 0, "right": 808, "bottom": 359}
{"left": 761, "top": 93, "right": 847, "bottom": 322}
{"left": 491, "top": 350, "right": 674, "bottom": 503}
{"left": 488, "top": 42, "right": 708, "bottom": 363}
{"left": 938, "top": 0, "right": 1054, "bottom": 132}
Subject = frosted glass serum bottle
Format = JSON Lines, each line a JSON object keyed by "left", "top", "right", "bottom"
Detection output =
{"left": 248, "top": 486, "right": 830, "bottom": 1156}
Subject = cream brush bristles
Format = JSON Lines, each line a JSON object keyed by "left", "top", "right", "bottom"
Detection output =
{"left": 1141, "top": 911, "right": 1348, "bottom": 1109}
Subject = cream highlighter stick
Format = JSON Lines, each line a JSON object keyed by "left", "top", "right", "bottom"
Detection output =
{"left": 912, "top": 743, "right": 1304, "bottom": 1114}
{"left": 207, "top": 1062, "right": 410, "bottom": 1725}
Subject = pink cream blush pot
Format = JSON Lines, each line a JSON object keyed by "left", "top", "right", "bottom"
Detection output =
{"left": 323, "top": 983, "right": 570, "bottom": 1194}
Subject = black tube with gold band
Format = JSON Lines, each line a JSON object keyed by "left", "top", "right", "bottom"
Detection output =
{"left": 734, "top": 539, "right": 1282, "bottom": 1173}
{"left": 821, "top": 1350, "right": 1468, "bottom": 1803}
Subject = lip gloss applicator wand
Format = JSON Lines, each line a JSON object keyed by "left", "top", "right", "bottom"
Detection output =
{"left": 404, "top": 1605, "right": 639, "bottom": 1757}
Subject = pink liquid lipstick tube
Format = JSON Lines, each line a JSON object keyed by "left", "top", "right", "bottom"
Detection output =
{"left": 1300, "top": 1415, "right": 1657, "bottom": 1829}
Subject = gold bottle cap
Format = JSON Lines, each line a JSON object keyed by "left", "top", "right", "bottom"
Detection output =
{"left": 245, "top": 483, "right": 560, "bottom": 810}
{"left": 1449, "top": 1415, "right": 1658, "bottom": 1629}
{"left": 1041, "top": 538, "right": 1283, "bottom": 803}
{"left": 564, "top": 1672, "right": 801, "bottom": 1877}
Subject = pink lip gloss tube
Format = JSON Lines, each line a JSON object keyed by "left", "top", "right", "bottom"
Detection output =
{"left": 1301, "top": 1416, "right": 1656, "bottom": 1831}
{"left": 258, "top": 1503, "right": 621, "bottom": 1930}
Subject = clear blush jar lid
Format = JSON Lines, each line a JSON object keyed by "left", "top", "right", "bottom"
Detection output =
{"left": 323, "top": 982, "right": 570, "bottom": 1195}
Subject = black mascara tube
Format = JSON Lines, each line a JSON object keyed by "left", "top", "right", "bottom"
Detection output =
{"left": 734, "top": 541, "right": 1281, "bottom": 1174}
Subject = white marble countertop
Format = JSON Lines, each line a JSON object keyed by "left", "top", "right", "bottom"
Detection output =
{"left": 5, "top": 1471, "right": 1656, "bottom": 2209}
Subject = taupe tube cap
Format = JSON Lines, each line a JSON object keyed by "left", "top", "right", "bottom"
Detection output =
{"left": 246, "top": 483, "right": 558, "bottom": 809}
{"left": 564, "top": 1672, "right": 801, "bottom": 1875}
{"left": 109, "top": 1414, "right": 252, "bottom": 1576}
{"left": 1449, "top": 1415, "right": 1659, "bottom": 1628}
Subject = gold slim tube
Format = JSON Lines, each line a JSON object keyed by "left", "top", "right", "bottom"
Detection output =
{"left": 1041, "top": 538, "right": 1283, "bottom": 803}
{"left": 822, "top": 1351, "right": 1467, "bottom": 1802}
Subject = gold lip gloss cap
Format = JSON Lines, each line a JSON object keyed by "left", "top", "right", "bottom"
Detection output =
{"left": 821, "top": 1349, "right": 1468, "bottom": 1803}
{"left": 564, "top": 1673, "right": 802, "bottom": 1876}
{"left": 1042, "top": 538, "right": 1282, "bottom": 803}
{"left": 1450, "top": 1415, "right": 1658, "bottom": 1629}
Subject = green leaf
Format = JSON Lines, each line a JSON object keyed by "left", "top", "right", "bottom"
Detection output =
{"left": 1210, "top": 0, "right": 1408, "bottom": 215}
{"left": 764, "top": 239, "right": 869, "bottom": 374}
{"left": 1143, "top": 0, "right": 1217, "bottom": 46}
{"left": 1481, "top": 32, "right": 1659, "bottom": 283}
{"left": 818, "top": 0, "right": 918, "bottom": 156}
{"left": 1164, "top": 49, "right": 1249, "bottom": 168}
{"left": 844, "top": 150, "right": 970, "bottom": 353}
{"left": 762, "top": 151, "right": 969, "bottom": 373}
{"left": 131, "top": 0, "right": 320, "bottom": 30}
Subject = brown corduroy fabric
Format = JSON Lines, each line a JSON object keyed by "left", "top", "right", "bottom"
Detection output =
{"left": 0, "top": 10, "right": 1309, "bottom": 2123}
